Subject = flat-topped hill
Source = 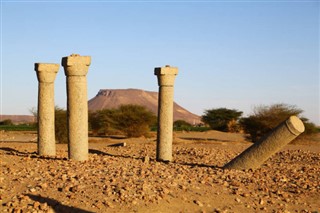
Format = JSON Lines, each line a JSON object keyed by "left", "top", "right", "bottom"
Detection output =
{"left": 88, "top": 88, "right": 201, "bottom": 124}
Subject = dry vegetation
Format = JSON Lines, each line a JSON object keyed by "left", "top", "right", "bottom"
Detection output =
{"left": 1, "top": 131, "right": 319, "bottom": 213}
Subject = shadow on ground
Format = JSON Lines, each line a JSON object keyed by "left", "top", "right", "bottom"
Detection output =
{"left": 1, "top": 147, "right": 221, "bottom": 168}
{"left": 27, "top": 194, "right": 93, "bottom": 213}
{"left": 89, "top": 148, "right": 145, "bottom": 161}
{"left": 0, "top": 147, "right": 66, "bottom": 160}
{"left": 89, "top": 148, "right": 221, "bottom": 169}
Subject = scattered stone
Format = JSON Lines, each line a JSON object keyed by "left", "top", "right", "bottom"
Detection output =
{"left": 194, "top": 200, "right": 204, "bottom": 207}
{"left": 39, "top": 182, "right": 48, "bottom": 189}
{"left": 1, "top": 134, "right": 319, "bottom": 212}
{"left": 259, "top": 198, "right": 264, "bottom": 205}
{"left": 29, "top": 188, "right": 36, "bottom": 193}
{"left": 33, "top": 201, "right": 41, "bottom": 208}
{"left": 143, "top": 155, "right": 150, "bottom": 164}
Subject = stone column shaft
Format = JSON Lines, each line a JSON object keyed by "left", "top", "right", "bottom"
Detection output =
{"left": 62, "top": 54, "right": 91, "bottom": 161}
{"left": 224, "top": 116, "right": 305, "bottom": 170}
{"left": 155, "top": 65, "right": 178, "bottom": 162}
{"left": 157, "top": 86, "right": 174, "bottom": 160}
{"left": 67, "top": 76, "right": 88, "bottom": 160}
{"left": 35, "top": 63, "right": 59, "bottom": 156}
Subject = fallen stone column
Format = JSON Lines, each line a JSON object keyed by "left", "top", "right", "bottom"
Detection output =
{"left": 62, "top": 54, "right": 91, "bottom": 161}
{"left": 154, "top": 65, "right": 178, "bottom": 162}
{"left": 34, "top": 63, "right": 59, "bottom": 156}
{"left": 224, "top": 116, "right": 305, "bottom": 170}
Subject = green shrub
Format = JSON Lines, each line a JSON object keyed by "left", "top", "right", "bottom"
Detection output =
{"left": 201, "top": 108, "right": 243, "bottom": 132}
{"left": 89, "top": 109, "right": 118, "bottom": 135}
{"left": 173, "top": 120, "right": 192, "bottom": 131}
{"left": 112, "top": 105, "right": 157, "bottom": 137}
{"left": 55, "top": 106, "right": 68, "bottom": 144}
{"left": 89, "top": 104, "right": 157, "bottom": 138}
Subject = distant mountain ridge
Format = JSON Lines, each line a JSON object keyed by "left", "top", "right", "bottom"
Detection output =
{"left": 0, "top": 115, "right": 35, "bottom": 124}
{"left": 88, "top": 88, "right": 201, "bottom": 124}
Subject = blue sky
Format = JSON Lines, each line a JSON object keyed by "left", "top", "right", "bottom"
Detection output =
{"left": 1, "top": 0, "right": 319, "bottom": 125}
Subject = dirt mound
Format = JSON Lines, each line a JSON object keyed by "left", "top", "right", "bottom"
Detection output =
{"left": 88, "top": 88, "right": 201, "bottom": 124}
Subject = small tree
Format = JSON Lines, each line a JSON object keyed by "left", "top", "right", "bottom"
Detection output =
{"left": 201, "top": 108, "right": 243, "bottom": 132}
{"left": 29, "top": 107, "right": 38, "bottom": 126}
{"left": 29, "top": 107, "right": 37, "bottom": 118}
{"left": 112, "top": 104, "right": 157, "bottom": 137}
{"left": 240, "top": 103, "right": 317, "bottom": 142}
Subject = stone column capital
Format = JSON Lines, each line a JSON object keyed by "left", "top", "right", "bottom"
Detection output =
{"left": 286, "top": 116, "right": 305, "bottom": 135}
{"left": 62, "top": 54, "right": 91, "bottom": 76}
{"left": 34, "top": 63, "right": 59, "bottom": 83}
{"left": 154, "top": 65, "right": 178, "bottom": 86}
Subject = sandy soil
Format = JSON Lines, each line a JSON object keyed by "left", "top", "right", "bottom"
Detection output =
{"left": 1, "top": 131, "right": 319, "bottom": 213}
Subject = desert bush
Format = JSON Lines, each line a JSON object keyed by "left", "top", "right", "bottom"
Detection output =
{"left": 55, "top": 106, "right": 68, "bottom": 144}
{"left": 173, "top": 120, "right": 192, "bottom": 131}
{"left": 239, "top": 103, "right": 317, "bottom": 142}
{"left": 112, "top": 105, "right": 157, "bottom": 137}
{"left": 201, "top": 108, "right": 243, "bottom": 132}
{"left": 227, "top": 119, "right": 243, "bottom": 133}
{"left": 89, "top": 105, "right": 157, "bottom": 138}
{"left": 89, "top": 109, "right": 118, "bottom": 135}
{"left": 299, "top": 118, "right": 320, "bottom": 135}
{"left": 0, "top": 119, "right": 13, "bottom": 126}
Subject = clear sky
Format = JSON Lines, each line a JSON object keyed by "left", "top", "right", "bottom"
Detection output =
{"left": 1, "top": 0, "right": 319, "bottom": 125}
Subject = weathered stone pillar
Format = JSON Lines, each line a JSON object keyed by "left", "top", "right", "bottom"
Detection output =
{"left": 224, "top": 116, "right": 305, "bottom": 170}
{"left": 34, "top": 63, "right": 59, "bottom": 156}
{"left": 154, "top": 65, "right": 178, "bottom": 162}
{"left": 62, "top": 54, "right": 91, "bottom": 161}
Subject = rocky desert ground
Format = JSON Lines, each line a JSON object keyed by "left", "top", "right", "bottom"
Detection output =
{"left": 1, "top": 130, "right": 319, "bottom": 213}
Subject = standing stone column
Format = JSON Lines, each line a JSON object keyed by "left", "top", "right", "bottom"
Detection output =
{"left": 62, "top": 54, "right": 91, "bottom": 161}
{"left": 224, "top": 116, "right": 305, "bottom": 170}
{"left": 34, "top": 63, "right": 59, "bottom": 156}
{"left": 154, "top": 65, "right": 178, "bottom": 162}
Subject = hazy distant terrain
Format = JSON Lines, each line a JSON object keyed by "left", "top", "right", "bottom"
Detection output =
{"left": 0, "top": 115, "right": 35, "bottom": 124}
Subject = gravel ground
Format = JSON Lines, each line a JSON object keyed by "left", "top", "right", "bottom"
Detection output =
{"left": 0, "top": 132, "right": 319, "bottom": 213}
